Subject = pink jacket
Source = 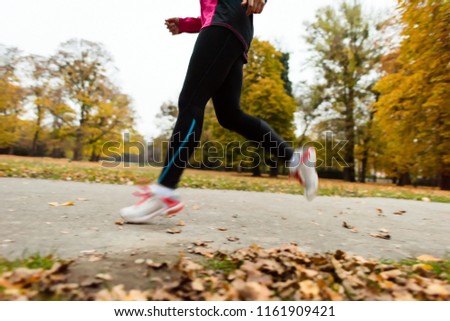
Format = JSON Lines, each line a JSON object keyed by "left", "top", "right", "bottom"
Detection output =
{"left": 178, "top": 0, "right": 254, "bottom": 54}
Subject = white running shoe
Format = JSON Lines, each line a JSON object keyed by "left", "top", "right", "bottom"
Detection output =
{"left": 120, "top": 185, "right": 184, "bottom": 224}
{"left": 290, "top": 147, "right": 319, "bottom": 201}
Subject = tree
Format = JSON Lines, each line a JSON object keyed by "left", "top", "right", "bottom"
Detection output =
{"left": 54, "top": 39, "right": 135, "bottom": 160}
{"left": 374, "top": 0, "right": 450, "bottom": 189}
{"left": 241, "top": 39, "right": 296, "bottom": 177}
{"left": 305, "top": 1, "right": 381, "bottom": 182}
{"left": 21, "top": 54, "right": 61, "bottom": 156}
{"left": 296, "top": 83, "right": 326, "bottom": 146}
{"left": 45, "top": 88, "right": 76, "bottom": 158}
{"left": 0, "top": 45, "right": 26, "bottom": 153}
{"left": 86, "top": 91, "right": 135, "bottom": 161}
{"left": 154, "top": 101, "right": 179, "bottom": 140}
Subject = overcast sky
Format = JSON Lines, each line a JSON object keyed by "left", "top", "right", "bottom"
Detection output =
{"left": 1, "top": 0, "right": 396, "bottom": 139}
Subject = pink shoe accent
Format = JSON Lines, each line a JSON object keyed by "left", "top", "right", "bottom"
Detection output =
{"left": 132, "top": 186, "right": 153, "bottom": 206}
{"left": 161, "top": 197, "right": 184, "bottom": 216}
{"left": 290, "top": 148, "right": 311, "bottom": 185}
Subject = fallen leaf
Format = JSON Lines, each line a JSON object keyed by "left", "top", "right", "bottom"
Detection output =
{"left": 342, "top": 221, "right": 354, "bottom": 229}
{"left": 217, "top": 227, "right": 228, "bottom": 231}
{"left": 115, "top": 220, "right": 125, "bottom": 226}
{"left": 166, "top": 228, "right": 182, "bottom": 234}
{"left": 192, "top": 240, "right": 209, "bottom": 247}
{"left": 48, "top": 201, "right": 75, "bottom": 207}
{"left": 176, "top": 220, "right": 186, "bottom": 226}
{"left": 80, "top": 278, "right": 103, "bottom": 287}
{"left": 376, "top": 208, "right": 383, "bottom": 214}
{"left": 146, "top": 260, "right": 168, "bottom": 269}
{"left": 393, "top": 210, "right": 406, "bottom": 215}
{"left": 370, "top": 233, "right": 391, "bottom": 240}
{"left": 227, "top": 236, "right": 240, "bottom": 242}
{"left": 416, "top": 255, "right": 442, "bottom": 262}
{"left": 299, "top": 280, "right": 321, "bottom": 299}
{"left": 193, "top": 247, "right": 214, "bottom": 258}
{"left": 191, "top": 279, "right": 205, "bottom": 291}
{"left": 96, "top": 273, "right": 113, "bottom": 281}
{"left": 379, "top": 269, "right": 403, "bottom": 279}
{"left": 424, "top": 284, "right": 449, "bottom": 296}
{"left": 233, "top": 280, "right": 273, "bottom": 300}
{"left": 88, "top": 254, "right": 104, "bottom": 262}
{"left": 412, "top": 263, "right": 433, "bottom": 272}
{"left": 80, "top": 250, "right": 97, "bottom": 255}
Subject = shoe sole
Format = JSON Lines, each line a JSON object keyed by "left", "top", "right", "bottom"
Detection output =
{"left": 121, "top": 203, "right": 184, "bottom": 224}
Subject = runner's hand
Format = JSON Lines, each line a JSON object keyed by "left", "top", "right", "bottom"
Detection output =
{"left": 241, "top": 0, "right": 266, "bottom": 16}
{"left": 165, "top": 18, "right": 180, "bottom": 35}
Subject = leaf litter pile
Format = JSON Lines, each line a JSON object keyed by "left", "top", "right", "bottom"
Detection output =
{"left": 1, "top": 245, "right": 448, "bottom": 301}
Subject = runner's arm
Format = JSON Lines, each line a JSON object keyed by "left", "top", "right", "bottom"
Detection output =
{"left": 178, "top": 17, "right": 202, "bottom": 33}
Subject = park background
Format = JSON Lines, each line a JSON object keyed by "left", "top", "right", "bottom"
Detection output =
{"left": 1, "top": 0, "right": 449, "bottom": 190}
{"left": 0, "top": 0, "right": 449, "bottom": 302}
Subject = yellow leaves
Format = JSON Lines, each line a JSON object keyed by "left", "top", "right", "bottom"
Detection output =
{"left": 375, "top": 0, "right": 450, "bottom": 181}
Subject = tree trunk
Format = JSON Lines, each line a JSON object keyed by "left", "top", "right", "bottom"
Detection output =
{"left": 343, "top": 99, "right": 356, "bottom": 182}
{"left": 359, "top": 110, "right": 374, "bottom": 183}
{"left": 268, "top": 158, "right": 278, "bottom": 178}
{"left": 397, "top": 173, "right": 411, "bottom": 186}
{"left": 73, "top": 113, "right": 86, "bottom": 161}
{"left": 31, "top": 106, "right": 43, "bottom": 156}
{"left": 252, "top": 158, "right": 261, "bottom": 177}
{"left": 73, "top": 126, "right": 83, "bottom": 161}
{"left": 440, "top": 173, "right": 450, "bottom": 190}
{"left": 89, "top": 146, "right": 97, "bottom": 162}
{"left": 359, "top": 149, "right": 368, "bottom": 183}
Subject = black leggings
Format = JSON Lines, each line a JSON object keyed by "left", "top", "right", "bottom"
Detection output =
{"left": 158, "top": 27, "right": 294, "bottom": 189}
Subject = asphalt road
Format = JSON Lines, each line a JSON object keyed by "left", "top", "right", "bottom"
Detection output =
{"left": 1, "top": 178, "right": 449, "bottom": 260}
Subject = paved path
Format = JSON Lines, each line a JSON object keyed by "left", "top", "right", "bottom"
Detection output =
{"left": 1, "top": 178, "right": 449, "bottom": 260}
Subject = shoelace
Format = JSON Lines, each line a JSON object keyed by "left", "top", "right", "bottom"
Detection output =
{"left": 132, "top": 185, "right": 153, "bottom": 206}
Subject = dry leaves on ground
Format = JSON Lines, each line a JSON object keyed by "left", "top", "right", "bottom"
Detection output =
{"left": 1, "top": 246, "right": 449, "bottom": 301}
{"left": 166, "top": 228, "right": 182, "bottom": 234}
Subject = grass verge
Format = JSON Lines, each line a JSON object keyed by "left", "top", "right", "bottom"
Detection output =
{"left": 1, "top": 155, "right": 450, "bottom": 203}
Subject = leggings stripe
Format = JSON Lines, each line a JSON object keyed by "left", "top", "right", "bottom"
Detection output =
{"left": 158, "top": 119, "right": 197, "bottom": 184}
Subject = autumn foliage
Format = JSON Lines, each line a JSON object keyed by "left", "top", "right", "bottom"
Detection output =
{"left": 1, "top": 1, "right": 449, "bottom": 189}
{"left": 374, "top": 0, "right": 450, "bottom": 189}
